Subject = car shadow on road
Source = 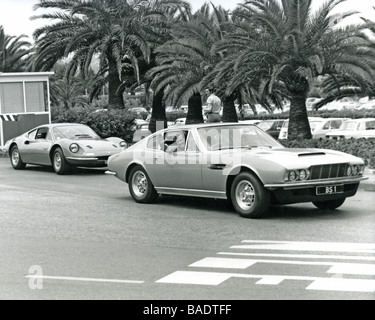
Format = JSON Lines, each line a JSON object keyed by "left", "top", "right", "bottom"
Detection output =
{"left": 267, "top": 204, "right": 354, "bottom": 220}
{"left": 18, "top": 165, "right": 107, "bottom": 176}
{"left": 155, "top": 195, "right": 354, "bottom": 220}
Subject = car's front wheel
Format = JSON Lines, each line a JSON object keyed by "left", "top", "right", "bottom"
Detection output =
{"left": 10, "top": 145, "right": 26, "bottom": 170}
{"left": 52, "top": 147, "right": 71, "bottom": 175}
{"left": 128, "top": 166, "right": 158, "bottom": 203}
{"left": 230, "top": 172, "right": 270, "bottom": 218}
{"left": 312, "top": 198, "right": 346, "bottom": 210}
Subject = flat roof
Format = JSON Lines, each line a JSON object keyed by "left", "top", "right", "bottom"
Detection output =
{"left": 0, "top": 72, "right": 54, "bottom": 77}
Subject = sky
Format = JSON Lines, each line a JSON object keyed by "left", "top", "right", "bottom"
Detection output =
{"left": 0, "top": 0, "right": 374, "bottom": 40}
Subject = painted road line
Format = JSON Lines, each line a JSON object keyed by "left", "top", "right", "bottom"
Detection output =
{"left": 25, "top": 275, "right": 144, "bottom": 284}
{"left": 233, "top": 240, "right": 375, "bottom": 253}
{"left": 189, "top": 257, "right": 256, "bottom": 269}
{"left": 156, "top": 271, "right": 375, "bottom": 292}
{"left": 306, "top": 278, "right": 375, "bottom": 292}
{"left": 328, "top": 264, "right": 375, "bottom": 276}
{"left": 188, "top": 257, "right": 375, "bottom": 272}
{"left": 156, "top": 271, "right": 232, "bottom": 286}
{"left": 217, "top": 252, "right": 375, "bottom": 261}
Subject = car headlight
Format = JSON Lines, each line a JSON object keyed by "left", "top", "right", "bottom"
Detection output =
{"left": 120, "top": 141, "right": 127, "bottom": 148}
{"left": 285, "top": 169, "right": 311, "bottom": 182}
{"left": 346, "top": 165, "right": 353, "bottom": 176}
{"left": 69, "top": 143, "right": 79, "bottom": 153}
{"left": 299, "top": 169, "right": 310, "bottom": 181}
{"left": 288, "top": 171, "right": 298, "bottom": 181}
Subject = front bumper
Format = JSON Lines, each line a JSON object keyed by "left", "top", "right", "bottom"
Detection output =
{"left": 66, "top": 156, "right": 110, "bottom": 167}
{"left": 265, "top": 176, "right": 367, "bottom": 205}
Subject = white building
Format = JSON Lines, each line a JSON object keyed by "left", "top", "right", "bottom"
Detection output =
{"left": 0, "top": 72, "right": 53, "bottom": 148}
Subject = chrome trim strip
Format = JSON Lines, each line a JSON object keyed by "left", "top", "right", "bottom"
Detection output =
{"left": 105, "top": 171, "right": 117, "bottom": 176}
{"left": 265, "top": 176, "right": 368, "bottom": 190}
{"left": 66, "top": 157, "right": 99, "bottom": 161}
{"left": 155, "top": 187, "right": 227, "bottom": 199}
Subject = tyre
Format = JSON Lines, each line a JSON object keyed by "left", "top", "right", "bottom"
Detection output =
{"left": 128, "top": 166, "right": 158, "bottom": 203}
{"left": 10, "top": 145, "right": 26, "bottom": 170}
{"left": 230, "top": 172, "right": 270, "bottom": 218}
{"left": 52, "top": 147, "right": 71, "bottom": 175}
{"left": 312, "top": 198, "right": 346, "bottom": 210}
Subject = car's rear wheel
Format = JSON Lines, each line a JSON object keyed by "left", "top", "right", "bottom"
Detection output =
{"left": 10, "top": 145, "right": 26, "bottom": 170}
{"left": 312, "top": 198, "right": 346, "bottom": 210}
{"left": 129, "top": 166, "right": 158, "bottom": 203}
{"left": 230, "top": 172, "right": 270, "bottom": 218}
{"left": 53, "top": 147, "right": 71, "bottom": 175}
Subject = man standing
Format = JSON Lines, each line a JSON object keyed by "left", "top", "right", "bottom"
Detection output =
{"left": 204, "top": 88, "right": 222, "bottom": 123}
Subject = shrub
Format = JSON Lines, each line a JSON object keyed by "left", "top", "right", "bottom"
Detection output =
{"left": 52, "top": 107, "right": 137, "bottom": 143}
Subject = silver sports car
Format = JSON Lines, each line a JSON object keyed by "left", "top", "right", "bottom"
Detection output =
{"left": 6, "top": 123, "right": 127, "bottom": 175}
{"left": 106, "top": 123, "right": 367, "bottom": 218}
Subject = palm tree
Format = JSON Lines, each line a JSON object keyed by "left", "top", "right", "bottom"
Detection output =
{"left": 31, "top": 0, "right": 174, "bottom": 109}
{"left": 0, "top": 26, "right": 32, "bottom": 72}
{"left": 148, "top": 3, "right": 236, "bottom": 124}
{"left": 217, "top": 0, "right": 375, "bottom": 139}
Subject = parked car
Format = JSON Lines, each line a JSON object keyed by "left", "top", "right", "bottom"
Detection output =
{"left": 306, "top": 97, "right": 323, "bottom": 111}
{"left": 106, "top": 123, "right": 366, "bottom": 218}
{"left": 311, "top": 118, "right": 349, "bottom": 139}
{"left": 326, "top": 118, "right": 375, "bottom": 140}
{"left": 278, "top": 117, "right": 324, "bottom": 139}
{"left": 256, "top": 119, "right": 285, "bottom": 139}
{"left": 5, "top": 123, "right": 127, "bottom": 175}
{"left": 132, "top": 121, "right": 152, "bottom": 144}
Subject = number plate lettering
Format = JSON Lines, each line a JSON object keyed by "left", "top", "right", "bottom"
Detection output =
{"left": 316, "top": 185, "right": 344, "bottom": 195}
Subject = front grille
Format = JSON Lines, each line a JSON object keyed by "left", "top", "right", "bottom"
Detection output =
{"left": 96, "top": 156, "right": 110, "bottom": 161}
{"left": 310, "top": 163, "right": 348, "bottom": 180}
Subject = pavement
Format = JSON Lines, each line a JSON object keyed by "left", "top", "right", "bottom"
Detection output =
{"left": 363, "top": 168, "right": 375, "bottom": 191}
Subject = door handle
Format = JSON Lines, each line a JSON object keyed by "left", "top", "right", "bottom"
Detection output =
{"left": 209, "top": 164, "right": 226, "bottom": 170}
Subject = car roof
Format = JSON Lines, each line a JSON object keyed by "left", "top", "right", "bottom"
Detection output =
{"left": 166, "top": 122, "right": 259, "bottom": 130}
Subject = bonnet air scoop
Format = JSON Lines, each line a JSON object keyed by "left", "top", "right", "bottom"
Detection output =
{"left": 298, "top": 152, "right": 326, "bottom": 157}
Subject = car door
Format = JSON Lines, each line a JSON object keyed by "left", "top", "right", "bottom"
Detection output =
{"left": 23, "top": 127, "right": 53, "bottom": 165}
{"left": 147, "top": 129, "right": 203, "bottom": 190}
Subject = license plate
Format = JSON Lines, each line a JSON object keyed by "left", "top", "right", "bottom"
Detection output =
{"left": 316, "top": 185, "right": 344, "bottom": 195}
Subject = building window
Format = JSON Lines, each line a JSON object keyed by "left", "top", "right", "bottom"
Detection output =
{"left": 25, "top": 82, "right": 48, "bottom": 112}
{"left": 0, "top": 82, "right": 24, "bottom": 113}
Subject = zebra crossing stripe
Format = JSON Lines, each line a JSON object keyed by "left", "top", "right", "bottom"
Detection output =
{"left": 0, "top": 114, "right": 18, "bottom": 121}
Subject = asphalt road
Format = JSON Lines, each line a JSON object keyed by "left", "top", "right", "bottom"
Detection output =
{"left": 0, "top": 156, "right": 374, "bottom": 302}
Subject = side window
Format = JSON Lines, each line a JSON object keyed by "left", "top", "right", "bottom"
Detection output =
{"left": 186, "top": 132, "right": 200, "bottom": 152}
{"left": 366, "top": 121, "right": 375, "bottom": 130}
{"left": 330, "top": 120, "right": 342, "bottom": 129}
{"left": 323, "top": 122, "right": 330, "bottom": 130}
{"left": 35, "top": 128, "right": 49, "bottom": 140}
{"left": 164, "top": 130, "right": 187, "bottom": 152}
{"left": 147, "top": 134, "right": 163, "bottom": 151}
{"left": 28, "top": 130, "right": 37, "bottom": 140}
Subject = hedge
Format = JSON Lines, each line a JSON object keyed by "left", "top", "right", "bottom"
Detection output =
{"left": 52, "top": 107, "right": 138, "bottom": 143}
{"left": 279, "top": 138, "right": 375, "bottom": 169}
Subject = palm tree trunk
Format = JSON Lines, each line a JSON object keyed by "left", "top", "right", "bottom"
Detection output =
{"left": 107, "top": 56, "right": 124, "bottom": 109}
{"left": 288, "top": 94, "right": 312, "bottom": 139}
{"left": 186, "top": 92, "right": 204, "bottom": 125}
{"left": 149, "top": 90, "right": 167, "bottom": 133}
{"left": 221, "top": 94, "right": 238, "bottom": 123}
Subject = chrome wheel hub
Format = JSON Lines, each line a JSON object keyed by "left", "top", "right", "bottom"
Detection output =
{"left": 12, "top": 150, "right": 19, "bottom": 165}
{"left": 132, "top": 172, "right": 147, "bottom": 198}
{"left": 236, "top": 181, "right": 255, "bottom": 210}
{"left": 54, "top": 153, "right": 61, "bottom": 170}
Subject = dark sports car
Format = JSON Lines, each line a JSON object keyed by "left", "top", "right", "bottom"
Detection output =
{"left": 106, "top": 123, "right": 367, "bottom": 218}
{"left": 5, "top": 123, "right": 127, "bottom": 175}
